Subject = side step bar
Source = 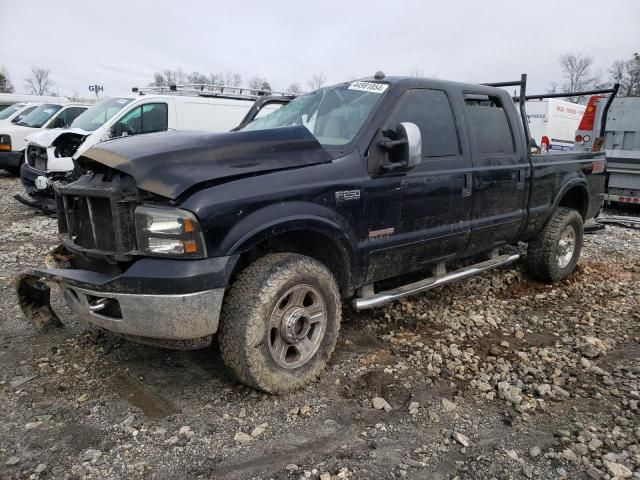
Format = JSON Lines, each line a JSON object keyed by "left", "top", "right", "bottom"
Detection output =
{"left": 353, "top": 253, "right": 520, "bottom": 311}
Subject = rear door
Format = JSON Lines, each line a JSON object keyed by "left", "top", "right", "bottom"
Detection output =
{"left": 364, "top": 88, "right": 473, "bottom": 282}
{"left": 463, "top": 93, "right": 529, "bottom": 253}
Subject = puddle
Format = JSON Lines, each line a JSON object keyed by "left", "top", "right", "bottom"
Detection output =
{"left": 110, "top": 375, "right": 179, "bottom": 418}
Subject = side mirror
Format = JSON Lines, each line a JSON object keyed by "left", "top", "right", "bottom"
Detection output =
{"left": 111, "top": 122, "right": 128, "bottom": 137}
{"left": 51, "top": 116, "right": 67, "bottom": 129}
{"left": 379, "top": 122, "right": 422, "bottom": 171}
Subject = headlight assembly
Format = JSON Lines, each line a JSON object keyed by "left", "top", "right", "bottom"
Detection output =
{"left": 135, "top": 206, "right": 206, "bottom": 258}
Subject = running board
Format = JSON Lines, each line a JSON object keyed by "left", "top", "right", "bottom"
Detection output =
{"left": 353, "top": 253, "right": 520, "bottom": 311}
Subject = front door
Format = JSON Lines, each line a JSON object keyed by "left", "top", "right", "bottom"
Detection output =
{"left": 364, "top": 88, "right": 473, "bottom": 283}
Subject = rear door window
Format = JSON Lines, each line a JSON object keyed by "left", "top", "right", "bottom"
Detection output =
{"left": 464, "top": 94, "right": 515, "bottom": 154}
{"left": 119, "top": 103, "right": 168, "bottom": 135}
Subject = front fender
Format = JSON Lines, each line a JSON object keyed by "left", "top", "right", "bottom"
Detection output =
{"left": 221, "top": 201, "right": 357, "bottom": 256}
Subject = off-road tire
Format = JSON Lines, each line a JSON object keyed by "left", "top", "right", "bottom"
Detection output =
{"left": 527, "top": 207, "right": 583, "bottom": 282}
{"left": 218, "top": 253, "right": 341, "bottom": 393}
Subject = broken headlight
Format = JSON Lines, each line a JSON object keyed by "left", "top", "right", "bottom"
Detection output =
{"left": 135, "top": 206, "right": 207, "bottom": 258}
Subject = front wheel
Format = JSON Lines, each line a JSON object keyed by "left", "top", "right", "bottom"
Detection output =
{"left": 218, "top": 253, "right": 341, "bottom": 393}
{"left": 526, "top": 207, "right": 584, "bottom": 282}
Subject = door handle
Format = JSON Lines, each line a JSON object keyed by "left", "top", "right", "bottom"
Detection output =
{"left": 462, "top": 173, "right": 472, "bottom": 198}
{"left": 516, "top": 169, "right": 526, "bottom": 189}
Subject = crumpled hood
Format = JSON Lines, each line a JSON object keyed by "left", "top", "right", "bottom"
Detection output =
{"left": 26, "top": 127, "right": 92, "bottom": 147}
{"left": 78, "top": 126, "right": 332, "bottom": 199}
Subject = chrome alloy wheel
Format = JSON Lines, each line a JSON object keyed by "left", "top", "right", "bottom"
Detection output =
{"left": 267, "top": 284, "right": 327, "bottom": 369}
{"left": 556, "top": 225, "right": 576, "bottom": 269}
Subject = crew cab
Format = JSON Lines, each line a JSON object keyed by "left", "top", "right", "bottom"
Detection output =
{"left": 18, "top": 74, "right": 606, "bottom": 393}
{"left": 19, "top": 88, "right": 286, "bottom": 212}
{"left": 0, "top": 103, "right": 89, "bottom": 174}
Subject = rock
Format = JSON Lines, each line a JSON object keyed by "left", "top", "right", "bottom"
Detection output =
{"left": 77, "top": 393, "right": 89, "bottom": 403}
{"left": 515, "top": 330, "right": 525, "bottom": 340}
{"left": 251, "top": 423, "right": 268, "bottom": 437}
{"left": 529, "top": 446, "right": 541, "bottom": 458}
{"left": 285, "top": 464, "right": 299, "bottom": 472}
{"left": 552, "top": 385, "right": 570, "bottom": 398}
{"left": 81, "top": 449, "right": 102, "bottom": 463}
{"left": 572, "top": 443, "right": 588, "bottom": 456}
{"left": 372, "top": 397, "right": 392, "bottom": 412}
{"left": 441, "top": 398, "right": 457, "bottom": 412}
{"left": 178, "top": 426, "right": 194, "bottom": 439}
{"left": 25, "top": 421, "right": 42, "bottom": 430}
{"left": 408, "top": 402, "right": 419, "bottom": 415}
{"left": 234, "top": 431, "right": 253, "bottom": 443}
{"left": 452, "top": 432, "right": 470, "bottom": 448}
{"left": 586, "top": 467, "right": 604, "bottom": 480}
{"left": 588, "top": 438, "right": 603, "bottom": 451}
{"left": 319, "top": 473, "right": 331, "bottom": 480}
{"left": 299, "top": 405, "right": 312, "bottom": 415}
{"left": 604, "top": 461, "right": 632, "bottom": 478}
{"left": 562, "top": 448, "right": 578, "bottom": 462}
{"left": 477, "top": 381, "right": 492, "bottom": 392}
{"left": 505, "top": 449, "right": 519, "bottom": 461}
{"left": 5, "top": 456, "right": 20, "bottom": 465}
{"left": 35, "top": 464, "right": 47, "bottom": 474}
{"left": 535, "top": 384, "right": 551, "bottom": 396}
{"left": 9, "top": 375, "right": 37, "bottom": 389}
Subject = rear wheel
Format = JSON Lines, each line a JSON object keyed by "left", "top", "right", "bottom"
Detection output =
{"left": 527, "top": 207, "right": 584, "bottom": 282}
{"left": 218, "top": 253, "right": 341, "bottom": 393}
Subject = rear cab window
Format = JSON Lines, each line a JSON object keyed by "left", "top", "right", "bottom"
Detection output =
{"left": 464, "top": 94, "right": 515, "bottom": 154}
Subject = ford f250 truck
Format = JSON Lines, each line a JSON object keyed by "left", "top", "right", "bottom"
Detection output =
{"left": 17, "top": 73, "right": 608, "bottom": 393}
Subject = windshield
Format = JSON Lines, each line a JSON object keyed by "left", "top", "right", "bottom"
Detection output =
{"left": 0, "top": 103, "right": 26, "bottom": 120}
{"left": 242, "top": 81, "right": 387, "bottom": 146}
{"left": 17, "top": 104, "right": 62, "bottom": 128}
{"left": 70, "top": 97, "right": 133, "bottom": 131}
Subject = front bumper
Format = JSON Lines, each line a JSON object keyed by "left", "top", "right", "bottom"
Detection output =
{"left": 19, "top": 162, "right": 57, "bottom": 212}
{"left": 60, "top": 282, "right": 224, "bottom": 341}
{"left": 0, "top": 150, "right": 23, "bottom": 168}
{"left": 17, "top": 246, "right": 238, "bottom": 347}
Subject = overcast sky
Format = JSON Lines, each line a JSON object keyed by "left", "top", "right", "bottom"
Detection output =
{"left": 1, "top": 0, "right": 638, "bottom": 99}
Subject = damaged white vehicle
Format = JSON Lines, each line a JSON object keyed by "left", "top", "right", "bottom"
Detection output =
{"left": 19, "top": 91, "right": 281, "bottom": 212}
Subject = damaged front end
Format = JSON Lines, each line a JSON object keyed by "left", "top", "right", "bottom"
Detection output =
{"left": 16, "top": 244, "right": 228, "bottom": 350}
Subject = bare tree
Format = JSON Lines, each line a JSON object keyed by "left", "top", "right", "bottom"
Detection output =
{"left": 557, "top": 53, "right": 601, "bottom": 103}
{"left": 287, "top": 82, "right": 302, "bottom": 95}
{"left": 609, "top": 53, "right": 640, "bottom": 96}
{"left": 223, "top": 72, "right": 242, "bottom": 87}
{"left": 187, "top": 71, "right": 208, "bottom": 84}
{"left": 308, "top": 72, "right": 327, "bottom": 91}
{"left": 25, "top": 67, "right": 53, "bottom": 95}
{"left": 0, "top": 66, "right": 14, "bottom": 93}
{"left": 248, "top": 76, "right": 271, "bottom": 95}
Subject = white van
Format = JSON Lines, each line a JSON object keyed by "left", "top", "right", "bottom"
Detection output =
{"left": 0, "top": 103, "right": 90, "bottom": 173}
{"left": 525, "top": 99, "right": 586, "bottom": 152}
{"left": 20, "top": 91, "right": 283, "bottom": 208}
{"left": 0, "top": 102, "right": 42, "bottom": 126}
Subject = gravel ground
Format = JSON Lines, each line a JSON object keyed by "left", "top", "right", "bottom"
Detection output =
{"left": 1, "top": 171, "right": 639, "bottom": 480}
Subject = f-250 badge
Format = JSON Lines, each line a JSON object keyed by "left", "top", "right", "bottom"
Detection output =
{"left": 335, "top": 190, "right": 361, "bottom": 202}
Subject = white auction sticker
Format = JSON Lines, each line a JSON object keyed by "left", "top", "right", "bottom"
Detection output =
{"left": 348, "top": 81, "right": 388, "bottom": 94}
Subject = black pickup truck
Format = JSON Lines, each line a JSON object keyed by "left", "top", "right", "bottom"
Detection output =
{"left": 18, "top": 73, "right": 607, "bottom": 393}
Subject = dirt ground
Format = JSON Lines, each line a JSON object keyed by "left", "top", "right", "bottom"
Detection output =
{"left": 1, "top": 171, "right": 639, "bottom": 480}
